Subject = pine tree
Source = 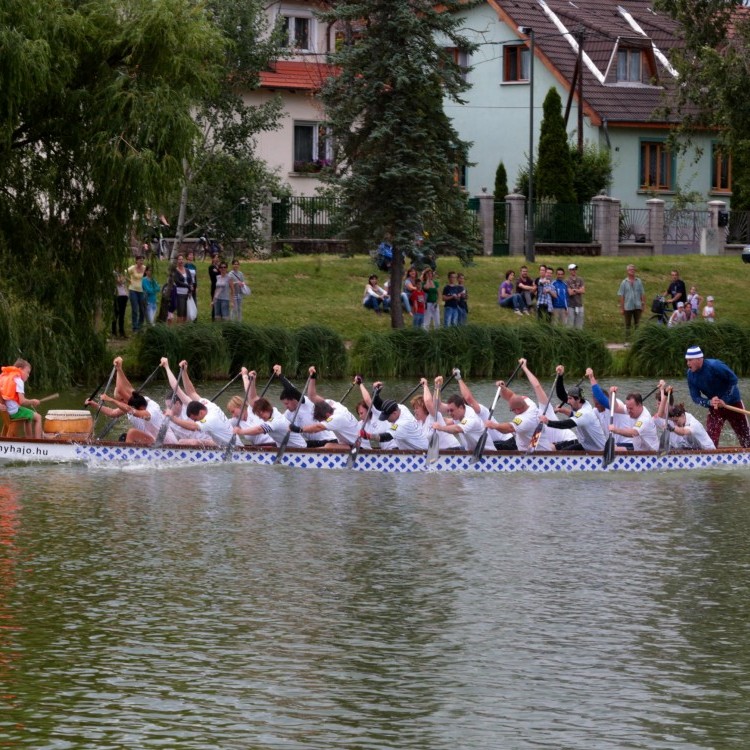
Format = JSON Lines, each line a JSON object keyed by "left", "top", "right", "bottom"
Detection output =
{"left": 536, "top": 88, "right": 576, "bottom": 204}
{"left": 494, "top": 162, "right": 509, "bottom": 200}
{"left": 318, "top": 0, "right": 479, "bottom": 328}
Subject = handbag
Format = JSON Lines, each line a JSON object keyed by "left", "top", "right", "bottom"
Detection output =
{"left": 186, "top": 295, "right": 198, "bottom": 321}
{"left": 240, "top": 282, "right": 251, "bottom": 296}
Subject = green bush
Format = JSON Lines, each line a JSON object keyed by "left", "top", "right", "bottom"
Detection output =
{"left": 626, "top": 321, "right": 750, "bottom": 376}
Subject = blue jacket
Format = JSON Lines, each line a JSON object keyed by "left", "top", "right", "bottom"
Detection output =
{"left": 687, "top": 358, "right": 741, "bottom": 408}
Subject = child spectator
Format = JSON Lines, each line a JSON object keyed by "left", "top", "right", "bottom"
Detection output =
{"left": 668, "top": 301, "right": 687, "bottom": 327}
{"left": 410, "top": 279, "right": 426, "bottom": 328}
{"left": 687, "top": 286, "right": 702, "bottom": 318}
{"left": 702, "top": 296, "right": 716, "bottom": 323}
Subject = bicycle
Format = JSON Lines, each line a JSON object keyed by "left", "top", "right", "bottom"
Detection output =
{"left": 648, "top": 295, "right": 669, "bottom": 325}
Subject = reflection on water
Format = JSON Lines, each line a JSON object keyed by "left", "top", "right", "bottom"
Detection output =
{"left": 1, "top": 465, "right": 750, "bottom": 748}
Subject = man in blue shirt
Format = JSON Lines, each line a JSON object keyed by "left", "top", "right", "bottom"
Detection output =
{"left": 685, "top": 345, "right": 750, "bottom": 447}
{"left": 551, "top": 267, "right": 569, "bottom": 325}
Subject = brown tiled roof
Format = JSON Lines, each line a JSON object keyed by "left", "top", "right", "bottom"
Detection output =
{"left": 488, "top": 0, "right": 686, "bottom": 126}
{"left": 259, "top": 61, "right": 338, "bottom": 92}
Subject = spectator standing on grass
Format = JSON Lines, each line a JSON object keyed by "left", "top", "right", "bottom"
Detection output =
{"left": 442, "top": 271, "right": 461, "bottom": 327}
{"left": 142, "top": 265, "right": 161, "bottom": 325}
{"left": 617, "top": 263, "right": 645, "bottom": 338}
{"left": 422, "top": 268, "right": 440, "bottom": 330}
{"left": 457, "top": 273, "right": 469, "bottom": 325}
{"left": 566, "top": 263, "right": 585, "bottom": 329}
{"left": 702, "top": 295, "right": 716, "bottom": 322}
{"left": 112, "top": 269, "right": 128, "bottom": 338}
{"left": 410, "top": 278, "right": 426, "bottom": 328}
{"left": 551, "top": 267, "right": 569, "bottom": 325}
{"left": 687, "top": 286, "right": 702, "bottom": 319}
{"left": 665, "top": 269, "right": 687, "bottom": 312}
{"left": 536, "top": 267, "right": 556, "bottom": 323}
{"left": 208, "top": 253, "right": 221, "bottom": 322}
{"left": 126, "top": 255, "right": 147, "bottom": 333}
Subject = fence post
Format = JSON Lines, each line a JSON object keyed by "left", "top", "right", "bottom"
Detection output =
{"left": 647, "top": 199, "right": 665, "bottom": 255}
{"left": 506, "top": 194, "right": 526, "bottom": 256}
{"left": 707, "top": 200, "right": 726, "bottom": 229}
{"left": 478, "top": 194, "right": 495, "bottom": 256}
{"left": 592, "top": 195, "right": 619, "bottom": 256}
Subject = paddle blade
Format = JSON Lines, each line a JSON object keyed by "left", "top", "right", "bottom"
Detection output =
{"left": 525, "top": 423, "right": 543, "bottom": 454}
{"left": 658, "top": 426, "right": 671, "bottom": 457}
{"left": 602, "top": 435, "right": 615, "bottom": 467}
{"left": 471, "top": 432, "right": 488, "bottom": 463}
{"left": 346, "top": 443, "right": 360, "bottom": 469}
{"left": 427, "top": 432, "right": 440, "bottom": 464}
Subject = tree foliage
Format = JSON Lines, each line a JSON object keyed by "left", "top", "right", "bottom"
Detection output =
{"left": 656, "top": 0, "right": 750, "bottom": 209}
{"left": 494, "top": 161, "right": 509, "bottom": 200}
{"left": 318, "top": 0, "right": 480, "bottom": 328}
{"left": 167, "top": 0, "right": 288, "bottom": 250}
{"left": 0, "top": 0, "right": 224, "bottom": 384}
{"left": 535, "top": 87, "right": 576, "bottom": 204}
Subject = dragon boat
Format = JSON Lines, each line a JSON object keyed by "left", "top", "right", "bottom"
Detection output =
{"left": 1, "top": 435, "right": 750, "bottom": 473}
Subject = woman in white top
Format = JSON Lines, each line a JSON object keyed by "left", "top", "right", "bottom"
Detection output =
{"left": 228, "top": 259, "right": 247, "bottom": 322}
{"left": 362, "top": 274, "right": 390, "bottom": 314}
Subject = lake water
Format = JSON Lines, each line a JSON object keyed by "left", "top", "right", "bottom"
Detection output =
{"left": 2, "top": 378, "right": 750, "bottom": 748}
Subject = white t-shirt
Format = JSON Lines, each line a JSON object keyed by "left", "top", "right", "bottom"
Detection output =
{"left": 376, "top": 405, "right": 428, "bottom": 450}
{"left": 510, "top": 401, "right": 554, "bottom": 452}
{"left": 626, "top": 406, "right": 659, "bottom": 451}
{"left": 422, "top": 412, "right": 461, "bottom": 449}
{"left": 192, "top": 408, "right": 233, "bottom": 447}
{"left": 284, "top": 398, "right": 336, "bottom": 443}
{"left": 3, "top": 376, "right": 24, "bottom": 415}
{"left": 567, "top": 401, "right": 606, "bottom": 451}
{"left": 262, "top": 407, "right": 307, "bottom": 448}
{"left": 450, "top": 405, "right": 484, "bottom": 450}
{"left": 314, "top": 400, "right": 359, "bottom": 445}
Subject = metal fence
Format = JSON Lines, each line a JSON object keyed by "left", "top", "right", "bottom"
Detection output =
{"left": 533, "top": 203, "right": 595, "bottom": 243}
{"left": 727, "top": 210, "right": 750, "bottom": 244}
{"left": 619, "top": 208, "right": 650, "bottom": 242}
{"left": 271, "top": 196, "right": 343, "bottom": 239}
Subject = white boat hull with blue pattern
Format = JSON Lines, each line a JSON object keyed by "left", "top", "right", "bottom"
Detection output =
{"left": 2, "top": 436, "right": 750, "bottom": 472}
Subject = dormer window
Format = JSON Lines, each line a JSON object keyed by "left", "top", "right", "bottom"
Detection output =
{"left": 617, "top": 49, "right": 642, "bottom": 82}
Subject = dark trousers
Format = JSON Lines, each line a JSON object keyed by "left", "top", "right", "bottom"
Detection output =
{"left": 707, "top": 403, "right": 750, "bottom": 448}
{"left": 112, "top": 295, "right": 127, "bottom": 336}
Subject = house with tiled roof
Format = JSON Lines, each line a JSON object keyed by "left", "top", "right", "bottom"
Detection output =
{"left": 446, "top": 0, "right": 730, "bottom": 208}
{"left": 243, "top": 1, "right": 339, "bottom": 197}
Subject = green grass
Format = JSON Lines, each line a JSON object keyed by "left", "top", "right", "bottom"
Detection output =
{"left": 165, "top": 252, "right": 748, "bottom": 344}
{"left": 110, "top": 252, "right": 750, "bottom": 378}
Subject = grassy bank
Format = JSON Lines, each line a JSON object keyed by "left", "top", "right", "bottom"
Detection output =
{"left": 136, "top": 252, "right": 748, "bottom": 343}
{"left": 111, "top": 251, "right": 750, "bottom": 379}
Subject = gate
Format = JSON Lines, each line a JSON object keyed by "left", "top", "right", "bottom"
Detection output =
{"left": 663, "top": 208, "right": 710, "bottom": 253}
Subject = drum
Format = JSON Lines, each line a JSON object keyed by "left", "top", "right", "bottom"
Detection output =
{"left": 44, "top": 410, "right": 93, "bottom": 440}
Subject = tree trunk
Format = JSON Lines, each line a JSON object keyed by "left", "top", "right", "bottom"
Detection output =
{"left": 172, "top": 159, "right": 191, "bottom": 259}
{"left": 389, "top": 245, "right": 404, "bottom": 328}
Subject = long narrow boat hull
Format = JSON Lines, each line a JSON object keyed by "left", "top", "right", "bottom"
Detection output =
{"left": 2, "top": 436, "right": 750, "bottom": 472}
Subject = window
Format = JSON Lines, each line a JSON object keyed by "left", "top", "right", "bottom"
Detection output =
{"left": 281, "top": 15, "right": 311, "bottom": 50}
{"left": 711, "top": 143, "right": 732, "bottom": 192}
{"left": 444, "top": 47, "right": 470, "bottom": 81}
{"left": 293, "top": 123, "right": 332, "bottom": 173}
{"left": 617, "top": 49, "right": 642, "bottom": 82}
{"left": 640, "top": 141, "right": 673, "bottom": 191}
{"left": 503, "top": 45, "right": 530, "bottom": 82}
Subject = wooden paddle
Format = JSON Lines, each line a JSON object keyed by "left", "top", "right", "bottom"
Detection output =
{"left": 526, "top": 374, "right": 559, "bottom": 454}
{"left": 472, "top": 361, "right": 523, "bottom": 464}
{"left": 154, "top": 365, "right": 185, "bottom": 447}
{"left": 347, "top": 385, "right": 381, "bottom": 469}
{"left": 722, "top": 404, "right": 750, "bottom": 417}
{"left": 426, "top": 382, "right": 442, "bottom": 465}
{"left": 209, "top": 371, "right": 243, "bottom": 403}
{"left": 258, "top": 371, "right": 276, "bottom": 398}
{"left": 36, "top": 393, "right": 60, "bottom": 404}
{"left": 90, "top": 365, "right": 116, "bottom": 438}
{"left": 658, "top": 387, "right": 673, "bottom": 457}
{"left": 273, "top": 371, "right": 314, "bottom": 465}
{"left": 339, "top": 376, "right": 361, "bottom": 404}
{"left": 223, "top": 374, "right": 253, "bottom": 462}
{"left": 602, "top": 389, "right": 617, "bottom": 468}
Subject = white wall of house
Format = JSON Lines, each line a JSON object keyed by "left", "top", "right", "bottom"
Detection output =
{"left": 245, "top": 89, "right": 328, "bottom": 197}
